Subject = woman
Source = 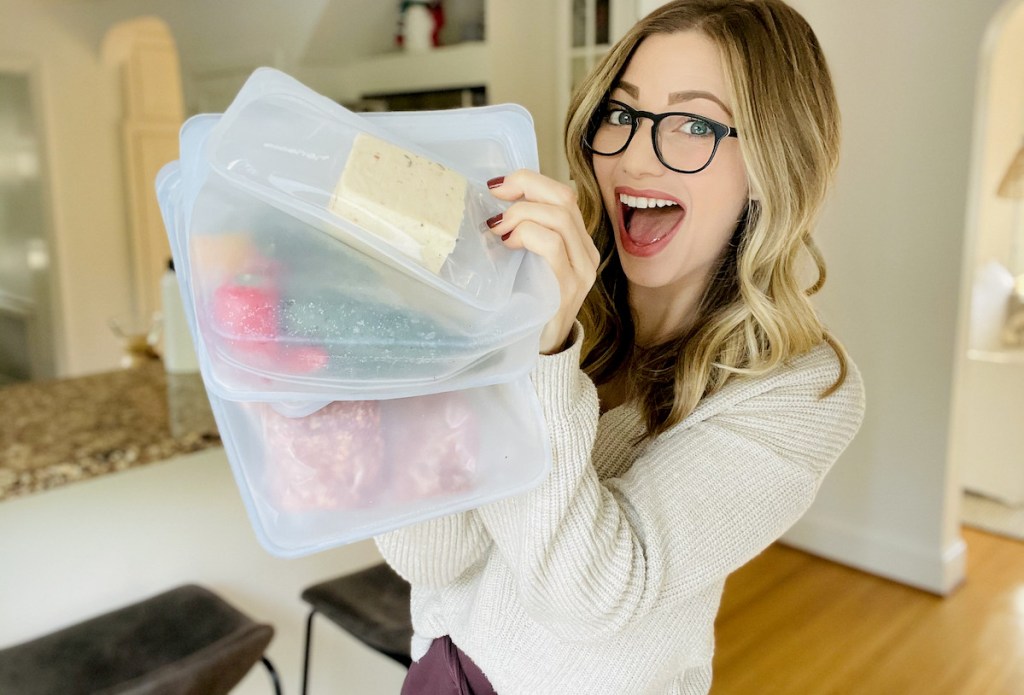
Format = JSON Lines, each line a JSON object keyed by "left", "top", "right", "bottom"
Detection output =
{"left": 376, "top": 1, "right": 866, "bottom": 693}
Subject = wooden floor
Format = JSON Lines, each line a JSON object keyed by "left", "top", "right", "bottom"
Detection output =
{"left": 711, "top": 527, "right": 1024, "bottom": 695}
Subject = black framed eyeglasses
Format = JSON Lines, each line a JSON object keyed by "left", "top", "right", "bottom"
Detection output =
{"left": 585, "top": 100, "right": 739, "bottom": 174}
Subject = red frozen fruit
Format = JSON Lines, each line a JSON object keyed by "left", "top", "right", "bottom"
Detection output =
{"left": 277, "top": 345, "right": 330, "bottom": 374}
{"left": 387, "top": 391, "right": 479, "bottom": 502}
{"left": 212, "top": 279, "right": 279, "bottom": 340}
{"left": 262, "top": 400, "right": 386, "bottom": 512}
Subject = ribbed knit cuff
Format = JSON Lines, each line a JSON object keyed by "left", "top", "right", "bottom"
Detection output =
{"left": 529, "top": 321, "right": 588, "bottom": 423}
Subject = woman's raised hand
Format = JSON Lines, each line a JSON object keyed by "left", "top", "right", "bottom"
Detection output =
{"left": 486, "top": 170, "right": 600, "bottom": 355}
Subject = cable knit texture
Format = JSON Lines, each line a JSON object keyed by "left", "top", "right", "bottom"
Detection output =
{"left": 375, "top": 322, "right": 866, "bottom": 695}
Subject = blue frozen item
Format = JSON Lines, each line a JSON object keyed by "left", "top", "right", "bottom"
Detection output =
{"left": 156, "top": 106, "right": 558, "bottom": 402}
{"left": 206, "top": 68, "right": 521, "bottom": 310}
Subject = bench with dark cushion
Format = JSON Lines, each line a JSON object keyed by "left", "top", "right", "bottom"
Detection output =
{"left": 0, "top": 584, "right": 281, "bottom": 695}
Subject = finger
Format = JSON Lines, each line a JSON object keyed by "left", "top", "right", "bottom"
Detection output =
{"left": 501, "top": 220, "right": 596, "bottom": 308}
{"left": 498, "top": 219, "right": 573, "bottom": 278}
{"left": 487, "top": 201, "right": 596, "bottom": 275}
{"left": 488, "top": 169, "right": 578, "bottom": 208}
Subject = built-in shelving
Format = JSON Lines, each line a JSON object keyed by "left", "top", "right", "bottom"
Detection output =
{"left": 340, "top": 41, "right": 490, "bottom": 101}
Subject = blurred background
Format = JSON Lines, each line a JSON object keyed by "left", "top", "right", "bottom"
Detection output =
{"left": 1, "top": 1, "right": 1023, "bottom": 693}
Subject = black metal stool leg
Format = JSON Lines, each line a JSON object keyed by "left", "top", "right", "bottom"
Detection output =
{"left": 300, "top": 609, "right": 317, "bottom": 695}
{"left": 261, "top": 656, "right": 283, "bottom": 695}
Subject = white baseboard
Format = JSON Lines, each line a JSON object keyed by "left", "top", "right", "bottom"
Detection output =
{"left": 780, "top": 514, "right": 967, "bottom": 596}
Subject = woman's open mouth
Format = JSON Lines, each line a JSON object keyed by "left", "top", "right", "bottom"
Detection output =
{"left": 617, "top": 189, "right": 686, "bottom": 258}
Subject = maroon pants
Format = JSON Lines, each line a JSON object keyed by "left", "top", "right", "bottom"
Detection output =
{"left": 401, "top": 635, "right": 496, "bottom": 695}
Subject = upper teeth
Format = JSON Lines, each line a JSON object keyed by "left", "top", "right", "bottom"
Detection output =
{"left": 619, "top": 194, "right": 678, "bottom": 209}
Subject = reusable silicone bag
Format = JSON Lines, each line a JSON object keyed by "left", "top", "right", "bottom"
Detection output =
{"left": 206, "top": 67, "right": 522, "bottom": 311}
{"left": 154, "top": 97, "right": 559, "bottom": 555}
{"left": 206, "top": 377, "right": 550, "bottom": 557}
{"left": 157, "top": 110, "right": 558, "bottom": 401}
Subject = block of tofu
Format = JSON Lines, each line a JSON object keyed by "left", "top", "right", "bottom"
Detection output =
{"left": 329, "top": 133, "right": 467, "bottom": 274}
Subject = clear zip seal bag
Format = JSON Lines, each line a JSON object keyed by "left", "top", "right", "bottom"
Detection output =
{"left": 160, "top": 162, "right": 552, "bottom": 556}
{"left": 158, "top": 110, "right": 558, "bottom": 401}
{"left": 205, "top": 378, "right": 550, "bottom": 557}
{"left": 206, "top": 67, "right": 523, "bottom": 311}
{"left": 153, "top": 98, "right": 558, "bottom": 555}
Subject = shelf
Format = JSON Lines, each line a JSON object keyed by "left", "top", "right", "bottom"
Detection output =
{"left": 342, "top": 41, "right": 491, "bottom": 98}
{"left": 570, "top": 44, "right": 610, "bottom": 58}
{"left": 967, "top": 347, "right": 1024, "bottom": 364}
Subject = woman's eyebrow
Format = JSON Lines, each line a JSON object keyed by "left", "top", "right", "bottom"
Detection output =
{"left": 613, "top": 81, "right": 640, "bottom": 98}
{"left": 668, "top": 90, "right": 733, "bottom": 117}
{"left": 616, "top": 81, "right": 733, "bottom": 117}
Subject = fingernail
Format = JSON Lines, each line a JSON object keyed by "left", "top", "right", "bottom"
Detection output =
{"left": 487, "top": 176, "right": 505, "bottom": 189}
{"left": 486, "top": 213, "right": 503, "bottom": 228}
{"left": 501, "top": 231, "right": 512, "bottom": 241}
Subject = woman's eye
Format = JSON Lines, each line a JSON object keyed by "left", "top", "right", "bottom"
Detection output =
{"left": 605, "top": 109, "right": 633, "bottom": 126}
{"left": 681, "top": 118, "right": 713, "bottom": 136}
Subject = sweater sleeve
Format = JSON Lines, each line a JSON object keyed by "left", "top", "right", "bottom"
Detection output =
{"left": 374, "top": 511, "right": 491, "bottom": 589}
{"left": 476, "top": 325, "right": 866, "bottom": 641}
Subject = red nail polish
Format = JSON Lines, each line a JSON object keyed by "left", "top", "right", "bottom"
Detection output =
{"left": 486, "top": 213, "right": 503, "bottom": 228}
{"left": 501, "top": 231, "right": 512, "bottom": 241}
{"left": 487, "top": 176, "right": 505, "bottom": 189}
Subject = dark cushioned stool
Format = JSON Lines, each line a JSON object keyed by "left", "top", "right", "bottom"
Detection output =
{"left": 299, "top": 563, "right": 412, "bottom": 694}
{"left": 0, "top": 584, "right": 282, "bottom": 695}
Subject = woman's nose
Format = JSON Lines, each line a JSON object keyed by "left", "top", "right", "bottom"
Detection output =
{"left": 619, "top": 120, "right": 664, "bottom": 178}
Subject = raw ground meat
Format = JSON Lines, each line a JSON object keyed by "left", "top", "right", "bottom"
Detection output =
{"left": 261, "top": 400, "right": 386, "bottom": 511}
{"left": 387, "top": 391, "right": 479, "bottom": 502}
{"left": 260, "top": 391, "right": 481, "bottom": 514}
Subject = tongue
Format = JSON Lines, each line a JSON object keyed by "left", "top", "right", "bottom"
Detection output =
{"left": 626, "top": 206, "right": 684, "bottom": 245}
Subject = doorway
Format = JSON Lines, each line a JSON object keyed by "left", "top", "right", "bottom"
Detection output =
{"left": 0, "top": 69, "right": 59, "bottom": 385}
{"left": 952, "top": 0, "right": 1024, "bottom": 541}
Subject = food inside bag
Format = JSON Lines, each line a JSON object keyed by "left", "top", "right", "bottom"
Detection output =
{"left": 155, "top": 89, "right": 558, "bottom": 558}
{"left": 261, "top": 391, "right": 479, "bottom": 512}
{"left": 205, "top": 68, "right": 521, "bottom": 310}
{"left": 181, "top": 179, "right": 556, "bottom": 397}
{"left": 206, "top": 373, "right": 549, "bottom": 557}
{"left": 329, "top": 133, "right": 467, "bottom": 275}
{"left": 263, "top": 400, "right": 386, "bottom": 511}
{"left": 158, "top": 100, "right": 560, "bottom": 401}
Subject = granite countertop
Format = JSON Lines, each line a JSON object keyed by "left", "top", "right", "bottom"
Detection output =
{"left": 0, "top": 359, "right": 220, "bottom": 502}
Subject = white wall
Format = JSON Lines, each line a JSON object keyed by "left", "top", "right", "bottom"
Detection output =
{"left": 0, "top": 449, "right": 406, "bottom": 694}
{"left": 774, "top": 0, "right": 1010, "bottom": 594}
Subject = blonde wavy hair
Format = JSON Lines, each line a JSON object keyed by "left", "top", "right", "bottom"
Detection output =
{"left": 566, "top": 0, "right": 849, "bottom": 440}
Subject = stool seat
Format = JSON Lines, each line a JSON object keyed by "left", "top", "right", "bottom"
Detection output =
{"left": 0, "top": 584, "right": 278, "bottom": 695}
{"left": 301, "top": 563, "right": 413, "bottom": 668}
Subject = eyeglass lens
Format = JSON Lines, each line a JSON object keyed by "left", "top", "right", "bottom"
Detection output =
{"left": 590, "top": 104, "right": 721, "bottom": 172}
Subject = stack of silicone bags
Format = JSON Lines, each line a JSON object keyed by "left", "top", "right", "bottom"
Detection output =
{"left": 155, "top": 68, "right": 559, "bottom": 557}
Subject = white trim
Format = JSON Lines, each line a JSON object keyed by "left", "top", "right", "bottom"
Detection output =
{"left": 781, "top": 514, "right": 968, "bottom": 596}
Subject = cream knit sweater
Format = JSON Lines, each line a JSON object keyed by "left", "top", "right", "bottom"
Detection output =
{"left": 375, "top": 324, "right": 866, "bottom": 694}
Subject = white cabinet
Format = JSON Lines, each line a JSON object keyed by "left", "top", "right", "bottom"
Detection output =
{"left": 956, "top": 349, "right": 1024, "bottom": 506}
